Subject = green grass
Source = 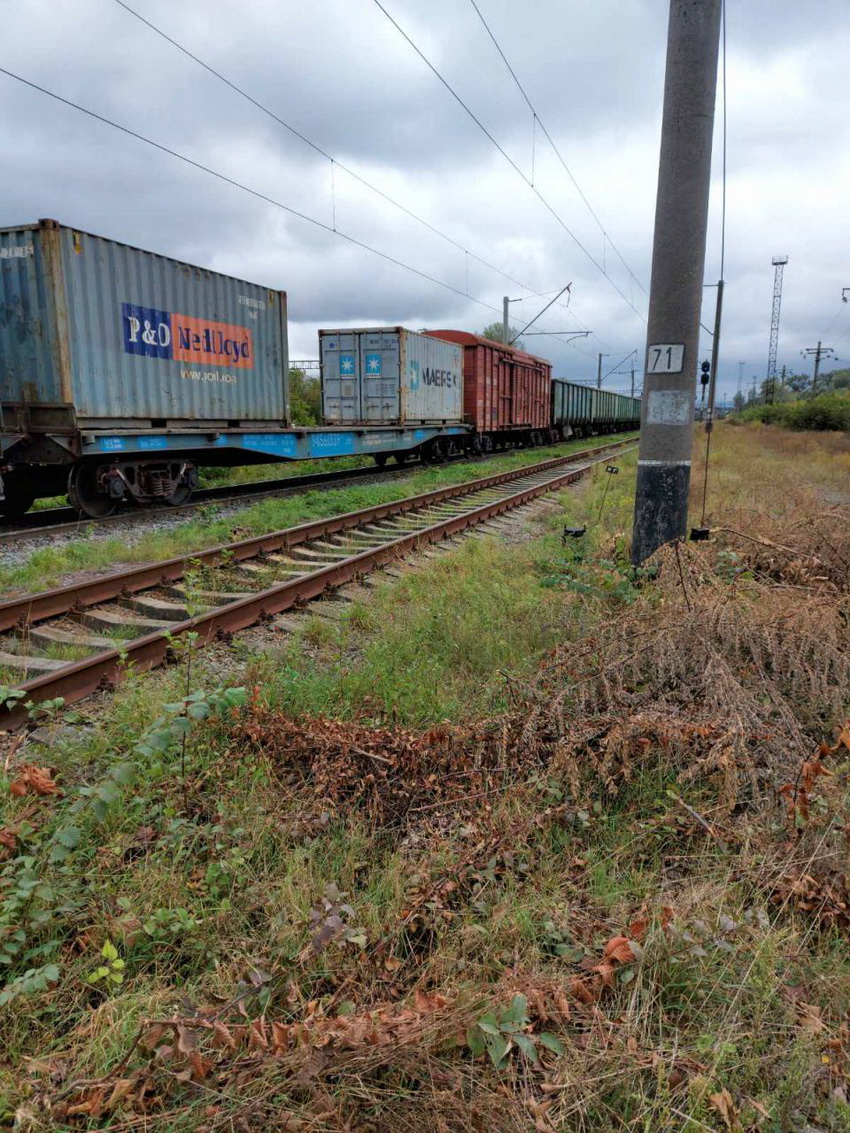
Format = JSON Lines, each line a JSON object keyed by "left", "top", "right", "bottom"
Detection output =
{"left": 3, "top": 426, "right": 846, "bottom": 1130}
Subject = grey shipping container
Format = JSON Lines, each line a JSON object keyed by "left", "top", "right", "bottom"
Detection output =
{"left": 319, "top": 327, "right": 463, "bottom": 426}
{"left": 0, "top": 219, "right": 289, "bottom": 429}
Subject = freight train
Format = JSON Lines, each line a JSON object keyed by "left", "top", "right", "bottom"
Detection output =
{"left": 0, "top": 220, "right": 640, "bottom": 519}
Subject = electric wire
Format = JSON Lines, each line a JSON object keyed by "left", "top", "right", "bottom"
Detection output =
{"left": 509, "top": 284, "right": 571, "bottom": 344}
{"left": 0, "top": 65, "right": 602, "bottom": 358}
{"left": 371, "top": 0, "right": 647, "bottom": 327}
{"left": 467, "top": 0, "right": 648, "bottom": 298}
{"left": 0, "top": 66, "right": 494, "bottom": 314}
{"left": 602, "top": 349, "right": 637, "bottom": 383}
{"left": 112, "top": 0, "right": 527, "bottom": 298}
{"left": 111, "top": 0, "right": 593, "bottom": 345}
{"left": 821, "top": 299, "right": 849, "bottom": 342}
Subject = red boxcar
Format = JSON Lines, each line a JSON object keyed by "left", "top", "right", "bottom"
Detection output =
{"left": 424, "top": 330, "right": 552, "bottom": 441}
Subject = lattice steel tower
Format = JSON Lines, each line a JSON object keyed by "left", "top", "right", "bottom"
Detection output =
{"left": 766, "top": 256, "right": 789, "bottom": 403}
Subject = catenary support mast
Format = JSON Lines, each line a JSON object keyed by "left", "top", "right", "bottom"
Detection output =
{"left": 631, "top": 0, "right": 723, "bottom": 565}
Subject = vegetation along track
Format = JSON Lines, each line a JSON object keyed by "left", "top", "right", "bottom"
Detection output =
{"left": 0, "top": 457, "right": 444, "bottom": 545}
{"left": 0, "top": 436, "right": 629, "bottom": 544}
{"left": 0, "top": 439, "right": 633, "bottom": 727}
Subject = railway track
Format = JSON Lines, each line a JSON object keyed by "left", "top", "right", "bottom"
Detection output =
{"left": 0, "top": 436, "right": 637, "bottom": 546}
{"left": 0, "top": 458, "right": 429, "bottom": 546}
{"left": 0, "top": 439, "right": 634, "bottom": 729}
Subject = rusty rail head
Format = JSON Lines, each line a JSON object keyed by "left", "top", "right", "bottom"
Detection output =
{"left": 0, "top": 440, "right": 633, "bottom": 632}
{"left": 0, "top": 442, "right": 635, "bottom": 729}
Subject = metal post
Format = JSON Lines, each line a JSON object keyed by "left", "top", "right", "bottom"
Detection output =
{"left": 631, "top": 0, "right": 723, "bottom": 565}
{"left": 593, "top": 348, "right": 607, "bottom": 389}
{"left": 706, "top": 279, "right": 724, "bottom": 421}
{"left": 630, "top": 367, "right": 635, "bottom": 399}
{"left": 502, "top": 296, "right": 510, "bottom": 346}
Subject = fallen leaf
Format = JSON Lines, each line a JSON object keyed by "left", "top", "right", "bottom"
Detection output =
{"left": 628, "top": 918, "right": 649, "bottom": 942}
{"left": 797, "top": 1003, "right": 825, "bottom": 1034}
{"left": 104, "top": 1078, "right": 136, "bottom": 1111}
{"left": 603, "top": 936, "right": 638, "bottom": 964}
{"left": 175, "top": 1025, "right": 197, "bottom": 1056}
{"left": 569, "top": 977, "right": 595, "bottom": 1004}
{"left": 592, "top": 961, "right": 616, "bottom": 988}
{"left": 709, "top": 1087, "right": 736, "bottom": 1128}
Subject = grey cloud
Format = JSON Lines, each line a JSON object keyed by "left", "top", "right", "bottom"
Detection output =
{"left": 1, "top": 0, "right": 849, "bottom": 397}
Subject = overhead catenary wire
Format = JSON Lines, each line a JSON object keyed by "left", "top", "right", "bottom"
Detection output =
{"left": 467, "top": 0, "right": 648, "bottom": 299}
{"left": 820, "top": 298, "right": 849, "bottom": 342}
{"left": 509, "top": 284, "right": 572, "bottom": 344}
{"left": 370, "top": 0, "right": 648, "bottom": 327}
{"left": 602, "top": 349, "right": 637, "bottom": 383}
{"left": 111, "top": 0, "right": 591, "bottom": 341}
{"left": 0, "top": 65, "right": 593, "bottom": 357}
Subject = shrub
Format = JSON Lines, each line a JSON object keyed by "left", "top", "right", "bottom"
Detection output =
{"left": 736, "top": 392, "right": 850, "bottom": 431}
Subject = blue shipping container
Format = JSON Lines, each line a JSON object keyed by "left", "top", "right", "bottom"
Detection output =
{"left": 0, "top": 219, "right": 289, "bottom": 427}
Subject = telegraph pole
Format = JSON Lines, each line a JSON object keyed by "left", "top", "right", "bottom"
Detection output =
{"left": 596, "top": 353, "right": 609, "bottom": 389}
{"left": 802, "top": 341, "right": 834, "bottom": 393}
{"left": 631, "top": 0, "right": 723, "bottom": 565}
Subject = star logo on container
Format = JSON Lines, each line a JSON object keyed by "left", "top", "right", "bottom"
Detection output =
{"left": 339, "top": 354, "right": 355, "bottom": 374}
{"left": 365, "top": 353, "right": 382, "bottom": 375}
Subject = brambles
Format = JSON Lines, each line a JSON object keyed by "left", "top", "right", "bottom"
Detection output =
{"left": 1, "top": 425, "right": 849, "bottom": 1130}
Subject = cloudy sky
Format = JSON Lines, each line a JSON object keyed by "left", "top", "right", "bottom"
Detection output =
{"left": 2, "top": 0, "right": 848, "bottom": 401}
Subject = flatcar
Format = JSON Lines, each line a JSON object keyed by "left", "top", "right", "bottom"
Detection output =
{"left": 0, "top": 219, "right": 641, "bottom": 519}
{"left": 0, "top": 221, "right": 469, "bottom": 517}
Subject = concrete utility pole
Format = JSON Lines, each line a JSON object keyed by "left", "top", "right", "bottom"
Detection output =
{"left": 630, "top": 367, "right": 635, "bottom": 399}
{"left": 502, "top": 296, "right": 510, "bottom": 346}
{"left": 596, "top": 353, "right": 609, "bottom": 389}
{"left": 631, "top": 0, "right": 723, "bottom": 565}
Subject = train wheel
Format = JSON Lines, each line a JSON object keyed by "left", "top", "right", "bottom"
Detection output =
{"left": 68, "top": 464, "right": 119, "bottom": 519}
{"left": 164, "top": 481, "right": 193, "bottom": 507}
{"left": 373, "top": 453, "right": 389, "bottom": 468}
{"left": 393, "top": 451, "right": 409, "bottom": 465}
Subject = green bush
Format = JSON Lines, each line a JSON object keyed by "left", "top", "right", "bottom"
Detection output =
{"left": 735, "top": 392, "right": 850, "bottom": 431}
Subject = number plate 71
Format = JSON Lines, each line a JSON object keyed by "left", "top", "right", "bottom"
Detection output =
{"left": 646, "top": 344, "right": 685, "bottom": 374}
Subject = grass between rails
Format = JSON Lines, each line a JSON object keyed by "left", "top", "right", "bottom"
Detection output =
{"left": 1, "top": 424, "right": 849, "bottom": 1131}
{"left": 0, "top": 434, "right": 636, "bottom": 595}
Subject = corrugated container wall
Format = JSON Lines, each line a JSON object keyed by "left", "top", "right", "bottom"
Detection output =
{"left": 424, "top": 331, "right": 551, "bottom": 433}
{"left": 0, "top": 220, "right": 289, "bottom": 426}
{"left": 552, "top": 379, "right": 593, "bottom": 427}
{"left": 319, "top": 327, "right": 463, "bottom": 426}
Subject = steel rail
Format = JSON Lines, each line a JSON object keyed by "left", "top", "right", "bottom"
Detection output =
{"left": 0, "top": 457, "right": 429, "bottom": 544}
{"left": 0, "top": 433, "right": 639, "bottom": 545}
{"left": 0, "top": 440, "right": 634, "bottom": 728}
{"left": 0, "top": 439, "right": 632, "bottom": 631}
